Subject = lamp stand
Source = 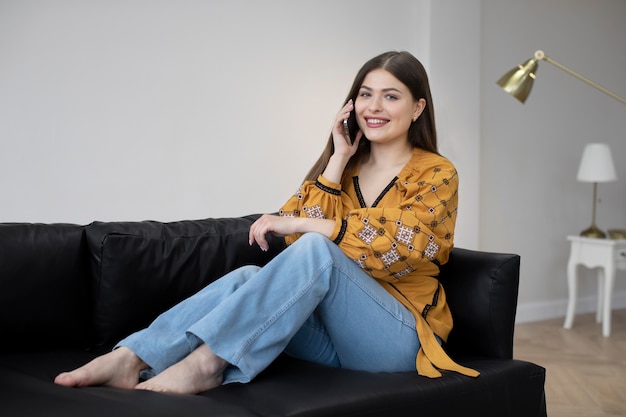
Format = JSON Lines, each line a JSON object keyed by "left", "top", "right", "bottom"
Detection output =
{"left": 538, "top": 51, "right": 626, "bottom": 106}
{"left": 580, "top": 182, "right": 606, "bottom": 238}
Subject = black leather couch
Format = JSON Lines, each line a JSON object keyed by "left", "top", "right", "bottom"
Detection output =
{"left": 0, "top": 214, "right": 547, "bottom": 417}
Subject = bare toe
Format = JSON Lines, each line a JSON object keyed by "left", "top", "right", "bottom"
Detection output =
{"left": 54, "top": 347, "right": 146, "bottom": 389}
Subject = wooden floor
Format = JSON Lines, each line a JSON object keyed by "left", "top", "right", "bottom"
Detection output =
{"left": 514, "top": 308, "right": 626, "bottom": 416}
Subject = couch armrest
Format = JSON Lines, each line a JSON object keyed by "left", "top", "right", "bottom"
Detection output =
{"left": 438, "top": 247, "right": 520, "bottom": 360}
{"left": 0, "top": 223, "right": 91, "bottom": 353}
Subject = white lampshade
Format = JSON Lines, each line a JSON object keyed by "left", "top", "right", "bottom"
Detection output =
{"left": 576, "top": 143, "right": 618, "bottom": 183}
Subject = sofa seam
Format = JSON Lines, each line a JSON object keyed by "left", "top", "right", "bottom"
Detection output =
{"left": 488, "top": 254, "right": 520, "bottom": 360}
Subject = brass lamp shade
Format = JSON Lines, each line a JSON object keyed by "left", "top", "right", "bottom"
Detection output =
{"left": 496, "top": 58, "right": 539, "bottom": 103}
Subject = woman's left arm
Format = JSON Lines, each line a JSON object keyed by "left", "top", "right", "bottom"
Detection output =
{"left": 249, "top": 215, "right": 335, "bottom": 252}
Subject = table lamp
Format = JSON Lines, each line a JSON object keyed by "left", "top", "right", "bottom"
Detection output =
{"left": 576, "top": 143, "right": 617, "bottom": 238}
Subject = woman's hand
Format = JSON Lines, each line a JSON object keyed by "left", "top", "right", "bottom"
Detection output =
{"left": 249, "top": 214, "right": 297, "bottom": 252}
{"left": 322, "top": 100, "right": 363, "bottom": 184}
{"left": 249, "top": 214, "right": 336, "bottom": 251}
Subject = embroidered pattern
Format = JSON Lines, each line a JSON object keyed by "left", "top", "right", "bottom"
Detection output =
{"left": 395, "top": 225, "right": 415, "bottom": 246}
{"left": 381, "top": 248, "right": 401, "bottom": 266}
{"left": 424, "top": 241, "right": 439, "bottom": 259}
{"left": 394, "top": 266, "right": 413, "bottom": 279}
{"left": 315, "top": 180, "right": 340, "bottom": 195}
{"left": 358, "top": 223, "right": 378, "bottom": 245}
{"left": 354, "top": 255, "right": 367, "bottom": 269}
{"left": 304, "top": 204, "right": 325, "bottom": 219}
{"left": 353, "top": 176, "right": 398, "bottom": 208}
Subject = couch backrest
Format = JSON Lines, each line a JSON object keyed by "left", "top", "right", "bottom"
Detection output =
{"left": 439, "top": 247, "right": 521, "bottom": 360}
{"left": 0, "top": 223, "right": 91, "bottom": 353}
{"left": 0, "top": 217, "right": 520, "bottom": 362}
{"left": 84, "top": 214, "right": 285, "bottom": 347}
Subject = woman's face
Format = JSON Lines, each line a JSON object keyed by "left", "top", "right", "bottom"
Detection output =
{"left": 354, "top": 69, "right": 424, "bottom": 146}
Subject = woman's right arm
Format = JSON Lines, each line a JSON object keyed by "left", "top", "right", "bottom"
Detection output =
{"left": 322, "top": 99, "right": 362, "bottom": 183}
{"left": 249, "top": 101, "right": 362, "bottom": 251}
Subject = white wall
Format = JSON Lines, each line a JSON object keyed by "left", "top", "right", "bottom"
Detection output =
{"left": 428, "top": 0, "right": 482, "bottom": 250}
{"left": 481, "top": 0, "right": 626, "bottom": 321}
{"left": 0, "top": 0, "right": 428, "bottom": 223}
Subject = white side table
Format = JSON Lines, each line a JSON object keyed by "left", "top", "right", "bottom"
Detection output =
{"left": 564, "top": 235, "right": 626, "bottom": 337}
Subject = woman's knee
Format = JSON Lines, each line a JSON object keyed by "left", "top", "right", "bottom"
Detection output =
{"left": 288, "top": 233, "right": 341, "bottom": 261}
{"left": 290, "top": 233, "right": 354, "bottom": 270}
{"left": 218, "top": 265, "right": 261, "bottom": 288}
{"left": 237, "top": 265, "right": 262, "bottom": 274}
{"left": 293, "top": 232, "right": 334, "bottom": 250}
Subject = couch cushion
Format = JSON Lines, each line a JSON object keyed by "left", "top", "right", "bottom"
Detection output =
{"left": 84, "top": 214, "right": 286, "bottom": 347}
{"left": 206, "top": 356, "right": 546, "bottom": 417}
{"left": 0, "top": 350, "right": 258, "bottom": 417}
{"left": 0, "top": 351, "right": 546, "bottom": 417}
{"left": 0, "top": 223, "right": 91, "bottom": 353}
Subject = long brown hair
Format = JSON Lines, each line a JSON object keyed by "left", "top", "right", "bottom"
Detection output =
{"left": 304, "top": 51, "right": 438, "bottom": 181}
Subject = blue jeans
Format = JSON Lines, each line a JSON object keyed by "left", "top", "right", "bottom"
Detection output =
{"left": 117, "top": 233, "right": 420, "bottom": 384}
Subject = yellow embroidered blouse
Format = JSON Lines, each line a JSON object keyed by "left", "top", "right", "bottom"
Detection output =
{"left": 279, "top": 147, "right": 479, "bottom": 378}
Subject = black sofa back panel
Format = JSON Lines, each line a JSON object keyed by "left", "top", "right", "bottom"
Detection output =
{"left": 439, "top": 248, "right": 520, "bottom": 360}
{"left": 0, "top": 223, "right": 91, "bottom": 353}
{"left": 84, "top": 215, "right": 286, "bottom": 347}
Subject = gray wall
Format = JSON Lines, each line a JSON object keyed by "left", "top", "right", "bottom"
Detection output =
{"left": 481, "top": 0, "right": 626, "bottom": 321}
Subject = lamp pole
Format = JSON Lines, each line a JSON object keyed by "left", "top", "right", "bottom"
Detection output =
{"left": 534, "top": 50, "right": 626, "bottom": 106}
{"left": 580, "top": 182, "right": 607, "bottom": 238}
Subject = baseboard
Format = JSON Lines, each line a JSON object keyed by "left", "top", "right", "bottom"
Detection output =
{"left": 515, "top": 290, "right": 626, "bottom": 324}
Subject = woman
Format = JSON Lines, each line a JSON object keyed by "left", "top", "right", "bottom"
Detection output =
{"left": 54, "top": 51, "right": 478, "bottom": 395}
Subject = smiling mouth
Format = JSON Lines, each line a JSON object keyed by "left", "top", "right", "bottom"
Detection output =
{"left": 365, "top": 118, "right": 389, "bottom": 127}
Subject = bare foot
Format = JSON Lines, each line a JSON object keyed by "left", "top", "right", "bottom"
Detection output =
{"left": 135, "top": 344, "right": 228, "bottom": 395}
{"left": 54, "top": 347, "right": 147, "bottom": 389}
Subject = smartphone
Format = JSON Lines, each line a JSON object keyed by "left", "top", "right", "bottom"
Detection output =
{"left": 343, "top": 119, "right": 352, "bottom": 145}
{"left": 343, "top": 119, "right": 351, "bottom": 144}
